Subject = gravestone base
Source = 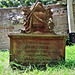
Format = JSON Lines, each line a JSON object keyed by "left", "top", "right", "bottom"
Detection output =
{"left": 8, "top": 33, "right": 67, "bottom": 65}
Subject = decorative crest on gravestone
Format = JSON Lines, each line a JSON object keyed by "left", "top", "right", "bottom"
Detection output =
{"left": 21, "top": 1, "right": 55, "bottom": 34}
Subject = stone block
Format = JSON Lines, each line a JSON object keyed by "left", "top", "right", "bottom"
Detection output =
{"left": 8, "top": 33, "right": 67, "bottom": 65}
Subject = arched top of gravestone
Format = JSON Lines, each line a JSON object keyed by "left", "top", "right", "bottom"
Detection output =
{"left": 21, "top": 1, "right": 56, "bottom": 35}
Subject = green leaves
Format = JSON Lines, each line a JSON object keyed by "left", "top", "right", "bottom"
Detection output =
{"left": 0, "top": 0, "right": 66, "bottom": 8}
{"left": 1, "top": 0, "right": 8, "bottom": 7}
{"left": 0, "top": 0, "right": 21, "bottom": 8}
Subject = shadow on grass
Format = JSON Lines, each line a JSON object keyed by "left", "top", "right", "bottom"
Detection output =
{"left": 10, "top": 59, "right": 75, "bottom": 72}
{"left": 64, "top": 60, "right": 75, "bottom": 69}
{"left": 0, "top": 50, "right": 75, "bottom": 72}
{"left": 10, "top": 62, "right": 47, "bottom": 71}
{"left": 48, "top": 60, "right": 75, "bottom": 70}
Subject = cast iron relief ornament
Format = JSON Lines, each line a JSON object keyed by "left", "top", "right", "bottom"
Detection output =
{"left": 8, "top": 1, "right": 67, "bottom": 64}
{"left": 21, "top": 1, "right": 55, "bottom": 34}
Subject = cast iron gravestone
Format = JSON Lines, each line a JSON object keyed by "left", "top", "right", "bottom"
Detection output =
{"left": 8, "top": 1, "right": 67, "bottom": 65}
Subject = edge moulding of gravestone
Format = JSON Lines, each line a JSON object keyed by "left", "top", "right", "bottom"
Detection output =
{"left": 8, "top": 1, "right": 67, "bottom": 66}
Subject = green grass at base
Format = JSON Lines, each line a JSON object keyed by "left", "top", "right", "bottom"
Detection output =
{"left": 0, "top": 45, "right": 75, "bottom": 75}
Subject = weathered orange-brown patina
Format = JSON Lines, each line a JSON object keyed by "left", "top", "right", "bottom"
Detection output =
{"left": 8, "top": 33, "right": 67, "bottom": 65}
{"left": 8, "top": 1, "right": 67, "bottom": 65}
{"left": 21, "top": 1, "right": 55, "bottom": 34}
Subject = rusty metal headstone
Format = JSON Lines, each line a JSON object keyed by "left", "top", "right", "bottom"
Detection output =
{"left": 8, "top": 1, "right": 67, "bottom": 65}
{"left": 21, "top": 2, "right": 55, "bottom": 34}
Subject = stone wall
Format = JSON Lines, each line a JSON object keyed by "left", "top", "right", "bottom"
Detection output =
{"left": 50, "top": 5, "right": 68, "bottom": 34}
{"left": 0, "top": 7, "right": 24, "bottom": 50}
{"left": 0, "top": 4, "right": 68, "bottom": 50}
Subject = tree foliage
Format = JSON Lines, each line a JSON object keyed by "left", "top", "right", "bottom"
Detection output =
{"left": 0, "top": 0, "right": 66, "bottom": 8}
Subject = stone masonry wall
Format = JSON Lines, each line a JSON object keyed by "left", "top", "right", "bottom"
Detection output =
{"left": 0, "top": 4, "right": 68, "bottom": 50}
{"left": 0, "top": 7, "right": 24, "bottom": 50}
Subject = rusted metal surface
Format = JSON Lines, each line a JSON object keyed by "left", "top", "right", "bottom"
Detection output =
{"left": 8, "top": 33, "right": 67, "bottom": 65}
{"left": 8, "top": 1, "right": 67, "bottom": 65}
{"left": 21, "top": 1, "right": 55, "bottom": 34}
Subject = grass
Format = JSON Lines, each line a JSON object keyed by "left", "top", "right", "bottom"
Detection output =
{"left": 0, "top": 45, "right": 75, "bottom": 75}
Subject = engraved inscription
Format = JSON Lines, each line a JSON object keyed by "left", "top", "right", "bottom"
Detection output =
{"left": 23, "top": 41, "right": 60, "bottom": 53}
{"left": 13, "top": 37, "right": 63, "bottom": 64}
{"left": 15, "top": 40, "right": 60, "bottom": 53}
